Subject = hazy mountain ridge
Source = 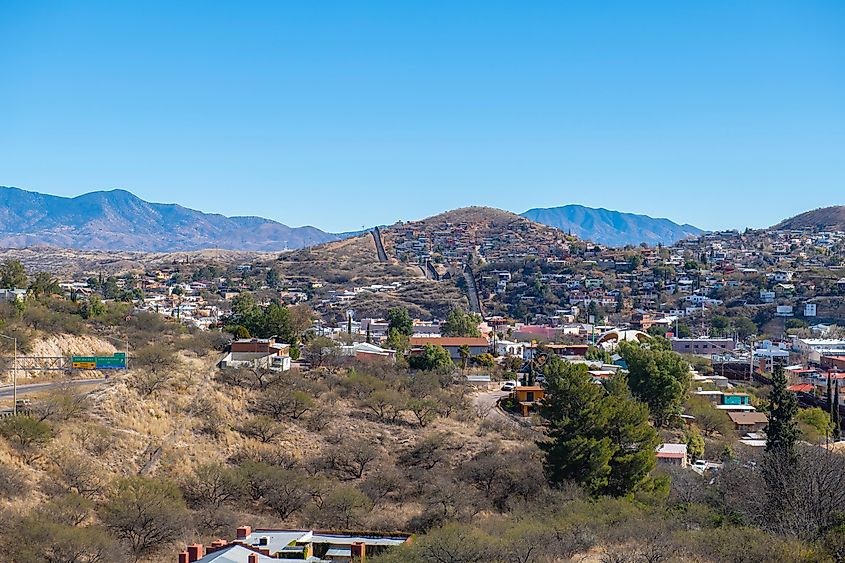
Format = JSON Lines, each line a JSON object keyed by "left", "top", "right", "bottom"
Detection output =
{"left": 0, "top": 186, "right": 341, "bottom": 251}
{"left": 521, "top": 204, "right": 703, "bottom": 246}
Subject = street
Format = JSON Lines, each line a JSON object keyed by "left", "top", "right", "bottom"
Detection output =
{"left": 471, "top": 389, "right": 512, "bottom": 423}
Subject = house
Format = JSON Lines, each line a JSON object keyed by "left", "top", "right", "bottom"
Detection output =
{"left": 728, "top": 412, "right": 768, "bottom": 434}
{"left": 656, "top": 443, "right": 688, "bottom": 467}
{"left": 512, "top": 385, "right": 545, "bottom": 417}
{"left": 523, "top": 343, "right": 589, "bottom": 360}
{"left": 671, "top": 337, "right": 735, "bottom": 356}
{"left": 408, "top": 337, "right": 489, "bottom": 362}
{"left": 180, "top": 526, "right": 412, "bottom": 562}
{"left": 694, "top": 390, "right": 755, "bottom": 411}
{"left": 219, "top": 338, "right": 291, "bottom": 372}
{"left": 339, "top": 342, "right": 396, "bottom": 363}
{"left": 494, "top": 339, "right": 524, "bottom": 357}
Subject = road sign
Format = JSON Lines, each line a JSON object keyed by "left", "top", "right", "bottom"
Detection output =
{"left": 71, "top": 353, "right": 127, "bottom": 370}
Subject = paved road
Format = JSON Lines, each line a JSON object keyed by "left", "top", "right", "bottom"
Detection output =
{"left": 472, "top": 390, "right": 511, "bottom": 423}
{"left": 0, "top": 378, "right": 108, "bottom": 399}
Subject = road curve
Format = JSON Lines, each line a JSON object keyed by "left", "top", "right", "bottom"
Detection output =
{"left": 471, "top": 390, "right": 512, "bottom": 423}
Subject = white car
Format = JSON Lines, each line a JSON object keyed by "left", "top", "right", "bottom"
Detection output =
{"left": 501, "top": 381, "right": 517, "bottom": 391}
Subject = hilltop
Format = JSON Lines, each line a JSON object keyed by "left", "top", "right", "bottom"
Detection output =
{"left": 522, "top": 204, "right": 702, "bottom": 246}
{"left": 774, "top": 205, "right": 845, "bottom": 231}
{"left": 0, "top": 186, "right": 341, "bottom": 252}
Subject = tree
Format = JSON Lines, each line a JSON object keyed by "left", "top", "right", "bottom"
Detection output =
{"left": 0, "top": 259, "right": 27, "bottom": 288}
{"left": 304, "top": 336, "right": 341, "bottom": 368}
{"left": 80, "top": 295, "right": 107, "bottom": 319}
{"left": 363, "top": 389, "right": 407, "bottom": 423}
{"left": 99, "top": 477, "right": 188, "bottom": 559}
{"left": 384, "top": 327, "right": 409, "bottom": 354}
{"left": 538, "top": 356, "right": 657, "bottom": 497}
{"left": 687, "top": 397, "right": 733, "bottom": 436}
{"left": 620, "top": 341, "right": 690, "bottom": 427}
{"left": 132, "top": 345, "right": 179, "bottom": 375}
{"left": 28, "top": 271, "right": 62, "bottom": 299}
{"left": 733, "top": 317, "right": 758, "bottom": 340}
{"left": 470, "top": 353, "right": 495, "bottom": 369}
{"left": 34, "top": 384, "right": 90, "bottom": 423}
{"left": 255, "top": 387, "right": 315, "bottom": 420}
{"left": 765, "top": 364, "right": 798, "bottom": 459}
{"left": 386, "top": 307, "right": 414, "bottom": 337}
{"left": 12, "top": 516, "right": 120, "bottom": 563}
{"left": 312, "top": 485, "right": 372, "bottom": 529}
{"left": 236, "top": 416, "right": 285, "bottom": 444}
{"left": 685, "top": 427, "right": 705, "bottom": 461}
{"left": 441, "top": 307, "right": 482, "bottom": 337}
{"left": 408, "top": 344, "right": 453, "bottom": 371}
{"left": 408, "top": 398, "right": 441, "bottom": 428}
{"left": 763, "top": 364, "right": 799, "bottom": 523}
{"left": 458, "top": 345, "right": 471, "bottom": 372}
{"left": 181, "top": 463, "right": 243, "bottom": 509}
{"left": 796, "top": 407, "right": 832, "bottom": 443}
{"left": 0, "top": 416, "right": 53, "bottom": 463}
{"left": 834, "top": 380, "right": 842, "bottom": 441}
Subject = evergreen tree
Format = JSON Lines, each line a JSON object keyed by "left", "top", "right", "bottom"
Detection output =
{"left": 834, "top": 380, "right": 842, "bottom": 442}
{"left": 763, "top": 364, "right": 799, "bottom": 522}
{"left": 765, "top": 364, "right": 798, "bottom": 459}
{"left": 539, "top": 356, "right": 657, "bottom": 497}
{"left": 441, "top": 307, "right": 482, "bottom": 338}
{"left": 386, "top": 307, "right": 414, "bottom": 337}
{"left": 619, "top": 341, "right": 690, "bottom": 427}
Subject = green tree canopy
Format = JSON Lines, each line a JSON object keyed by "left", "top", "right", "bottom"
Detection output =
{"left": 620, "top": 341, "right": 690, "bottom": 427}
{"left": 386, "top": 307, "right": 414, "bottom": 337}
{"left": 441, "top": 307, "right": 482, "bottom": 338}
{"left": 538, "top": 356, "right": 657, "bottom": 497}
{"left": 408, "top": 344, "right": 453, "bottom": 371}
{"left": 0, "top": 259, "right": 27, "bottom": 288}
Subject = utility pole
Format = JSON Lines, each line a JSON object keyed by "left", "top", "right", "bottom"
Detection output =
{"left": 0, "top": 334, "right": 18, "bottom": 415}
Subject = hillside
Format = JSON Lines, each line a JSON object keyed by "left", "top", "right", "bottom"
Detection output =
{"left": 383, "top": 206, "right": 571, "bottom": 264}
{"left": 522, "top": 204, "right": 702, "bottom": 246}
{"left": 0, "top": 186, "right": 341, "bottom": 251}
{"left": 774, "top": 205, "right": 845, "bottom": 231}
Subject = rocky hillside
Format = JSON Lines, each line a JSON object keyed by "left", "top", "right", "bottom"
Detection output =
{"left": 774, "top": 205, "right": 845, "bottom": 231}
{"left": 522, "top": 204, "right": 702, "bottom": 246}
{"left": 0, "top": 186, "right": 342, "bottom": 251}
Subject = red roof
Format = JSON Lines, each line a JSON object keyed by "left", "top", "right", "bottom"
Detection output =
{"left": 787, "top": 384, "right": 814, "bottom": 393}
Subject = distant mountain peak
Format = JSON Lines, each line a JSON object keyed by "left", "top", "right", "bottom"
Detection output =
{"left": 0, "top": 186, "right": 340, "bottom": 252}
{"left": 521, "top": 204, "right": 702, "bottom": 246}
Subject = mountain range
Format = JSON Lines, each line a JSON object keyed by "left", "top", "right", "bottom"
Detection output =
{"left": 0, "top": 186, "right": 705, "bottom": 251}
{"left": 0, "top": 187, "right": 341, "bottom": 252}
{"left": 521, "top": 205, "right": 703, "bottom": 246}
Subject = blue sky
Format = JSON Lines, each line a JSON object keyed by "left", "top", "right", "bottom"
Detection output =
{"left": 1, "top": 1, "right": 843, "bottom": 232}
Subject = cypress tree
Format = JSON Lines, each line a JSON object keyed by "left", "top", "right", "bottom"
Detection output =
{"left": 763, "top": 363, "right": 799, "bottom": 522}
{"left": 765, "top": 364, "right": 798, "bottom": 459}
{"left": 834, "top": 380, "right": 842, "bottom": 442}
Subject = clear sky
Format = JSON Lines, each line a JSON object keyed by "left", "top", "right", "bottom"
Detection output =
{"left": 1, "top": 1, "right": 843, "bottom": 232}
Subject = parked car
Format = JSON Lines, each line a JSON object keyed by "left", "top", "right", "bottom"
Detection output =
{"left": 501, "top": 381, "right": 517, "bottom": 391}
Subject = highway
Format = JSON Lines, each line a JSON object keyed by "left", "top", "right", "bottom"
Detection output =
{"left": 0, "top": 378, "right": 108, "bottom": 399}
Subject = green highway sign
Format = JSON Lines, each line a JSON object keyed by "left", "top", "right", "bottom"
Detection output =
{"left": 71, "top": 352, "right": 127, "bottom": 370}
